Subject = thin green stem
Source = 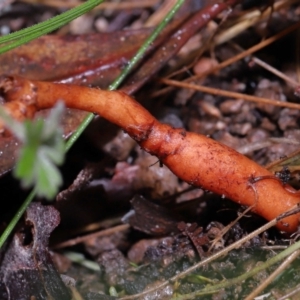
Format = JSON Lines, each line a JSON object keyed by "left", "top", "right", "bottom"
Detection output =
{"left": 0, "top": 189, "right": 35, "bottom": 248}
{"left": 65, "top": 113, "right": 94, "bottom": 152}
{"left": 0, "top": 0, "right": 105, "bottom": 54}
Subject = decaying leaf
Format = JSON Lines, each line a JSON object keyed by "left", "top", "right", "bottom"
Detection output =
{"left": 0, "top": 203, "right": 70, "bottom": 299}
{"left": 125, "top": 195, "right": 181, "bottom": 236}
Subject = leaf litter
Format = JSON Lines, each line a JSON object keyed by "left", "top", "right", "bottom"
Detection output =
{"left": 2, "top": 1, "right": 300, "bottom": 299}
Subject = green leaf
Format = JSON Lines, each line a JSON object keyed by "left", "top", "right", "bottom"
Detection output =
{"left": 14, "top": 142, "right": 37, "bottom": 187}
{"left": 35, "top": 152, "right": 63, "bottom": 199}
{"left": 0, "top": 102, "right": 66, "bottom": 200}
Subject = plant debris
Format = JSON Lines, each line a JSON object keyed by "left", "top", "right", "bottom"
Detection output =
{"left": 0, "top": 203, "right": 70, "bottom": 299}
{"left": 2, "top": 1, "right": 300, "bottom": 299}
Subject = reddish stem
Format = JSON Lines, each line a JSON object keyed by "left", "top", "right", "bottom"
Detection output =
{"left": 0, "top": 75, "right": 300, "bottom": 232}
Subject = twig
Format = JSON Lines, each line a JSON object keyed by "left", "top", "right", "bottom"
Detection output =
{"left": 208, "top": 205, "right": 254, "bottom": 252}
{"left": 230, "top": 42, "right": 299, "bottom": 88}
{"left": 215, "top": 0, "right": 300, "bottom": 45}
{"left": 244, "top": 249, "right": 300, "bottom": 300}
{"left": 159, "top": 78, "right": 300, "bottom": 110}
{"left": 195, "top": 21, "right": 300, "bottom": 82}
{"left": 145, "top": 0, "right": 178, "bottom": 27}
{"left": 237, "top": 137, "right": 300, "bottom": 155}
{"left": 277, "top": 282, "right": 300, "bottom": 300}
{"left": 152, "top": 21, "right": 300, "bottom": 98}
{"left": 52, "top": 224, "right": 130, "bottom": 249}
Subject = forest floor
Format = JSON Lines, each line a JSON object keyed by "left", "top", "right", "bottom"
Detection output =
{"left": 1, "top": 1, "right": 300, "bottom": 299}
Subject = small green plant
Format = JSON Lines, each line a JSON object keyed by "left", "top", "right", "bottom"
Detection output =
{"left": 0, "top": 102, "right": 65, "bottom": 199}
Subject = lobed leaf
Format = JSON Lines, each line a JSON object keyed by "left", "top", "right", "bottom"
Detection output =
{"left": 0, "top": 102, "right": 66, "bottom": 199}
